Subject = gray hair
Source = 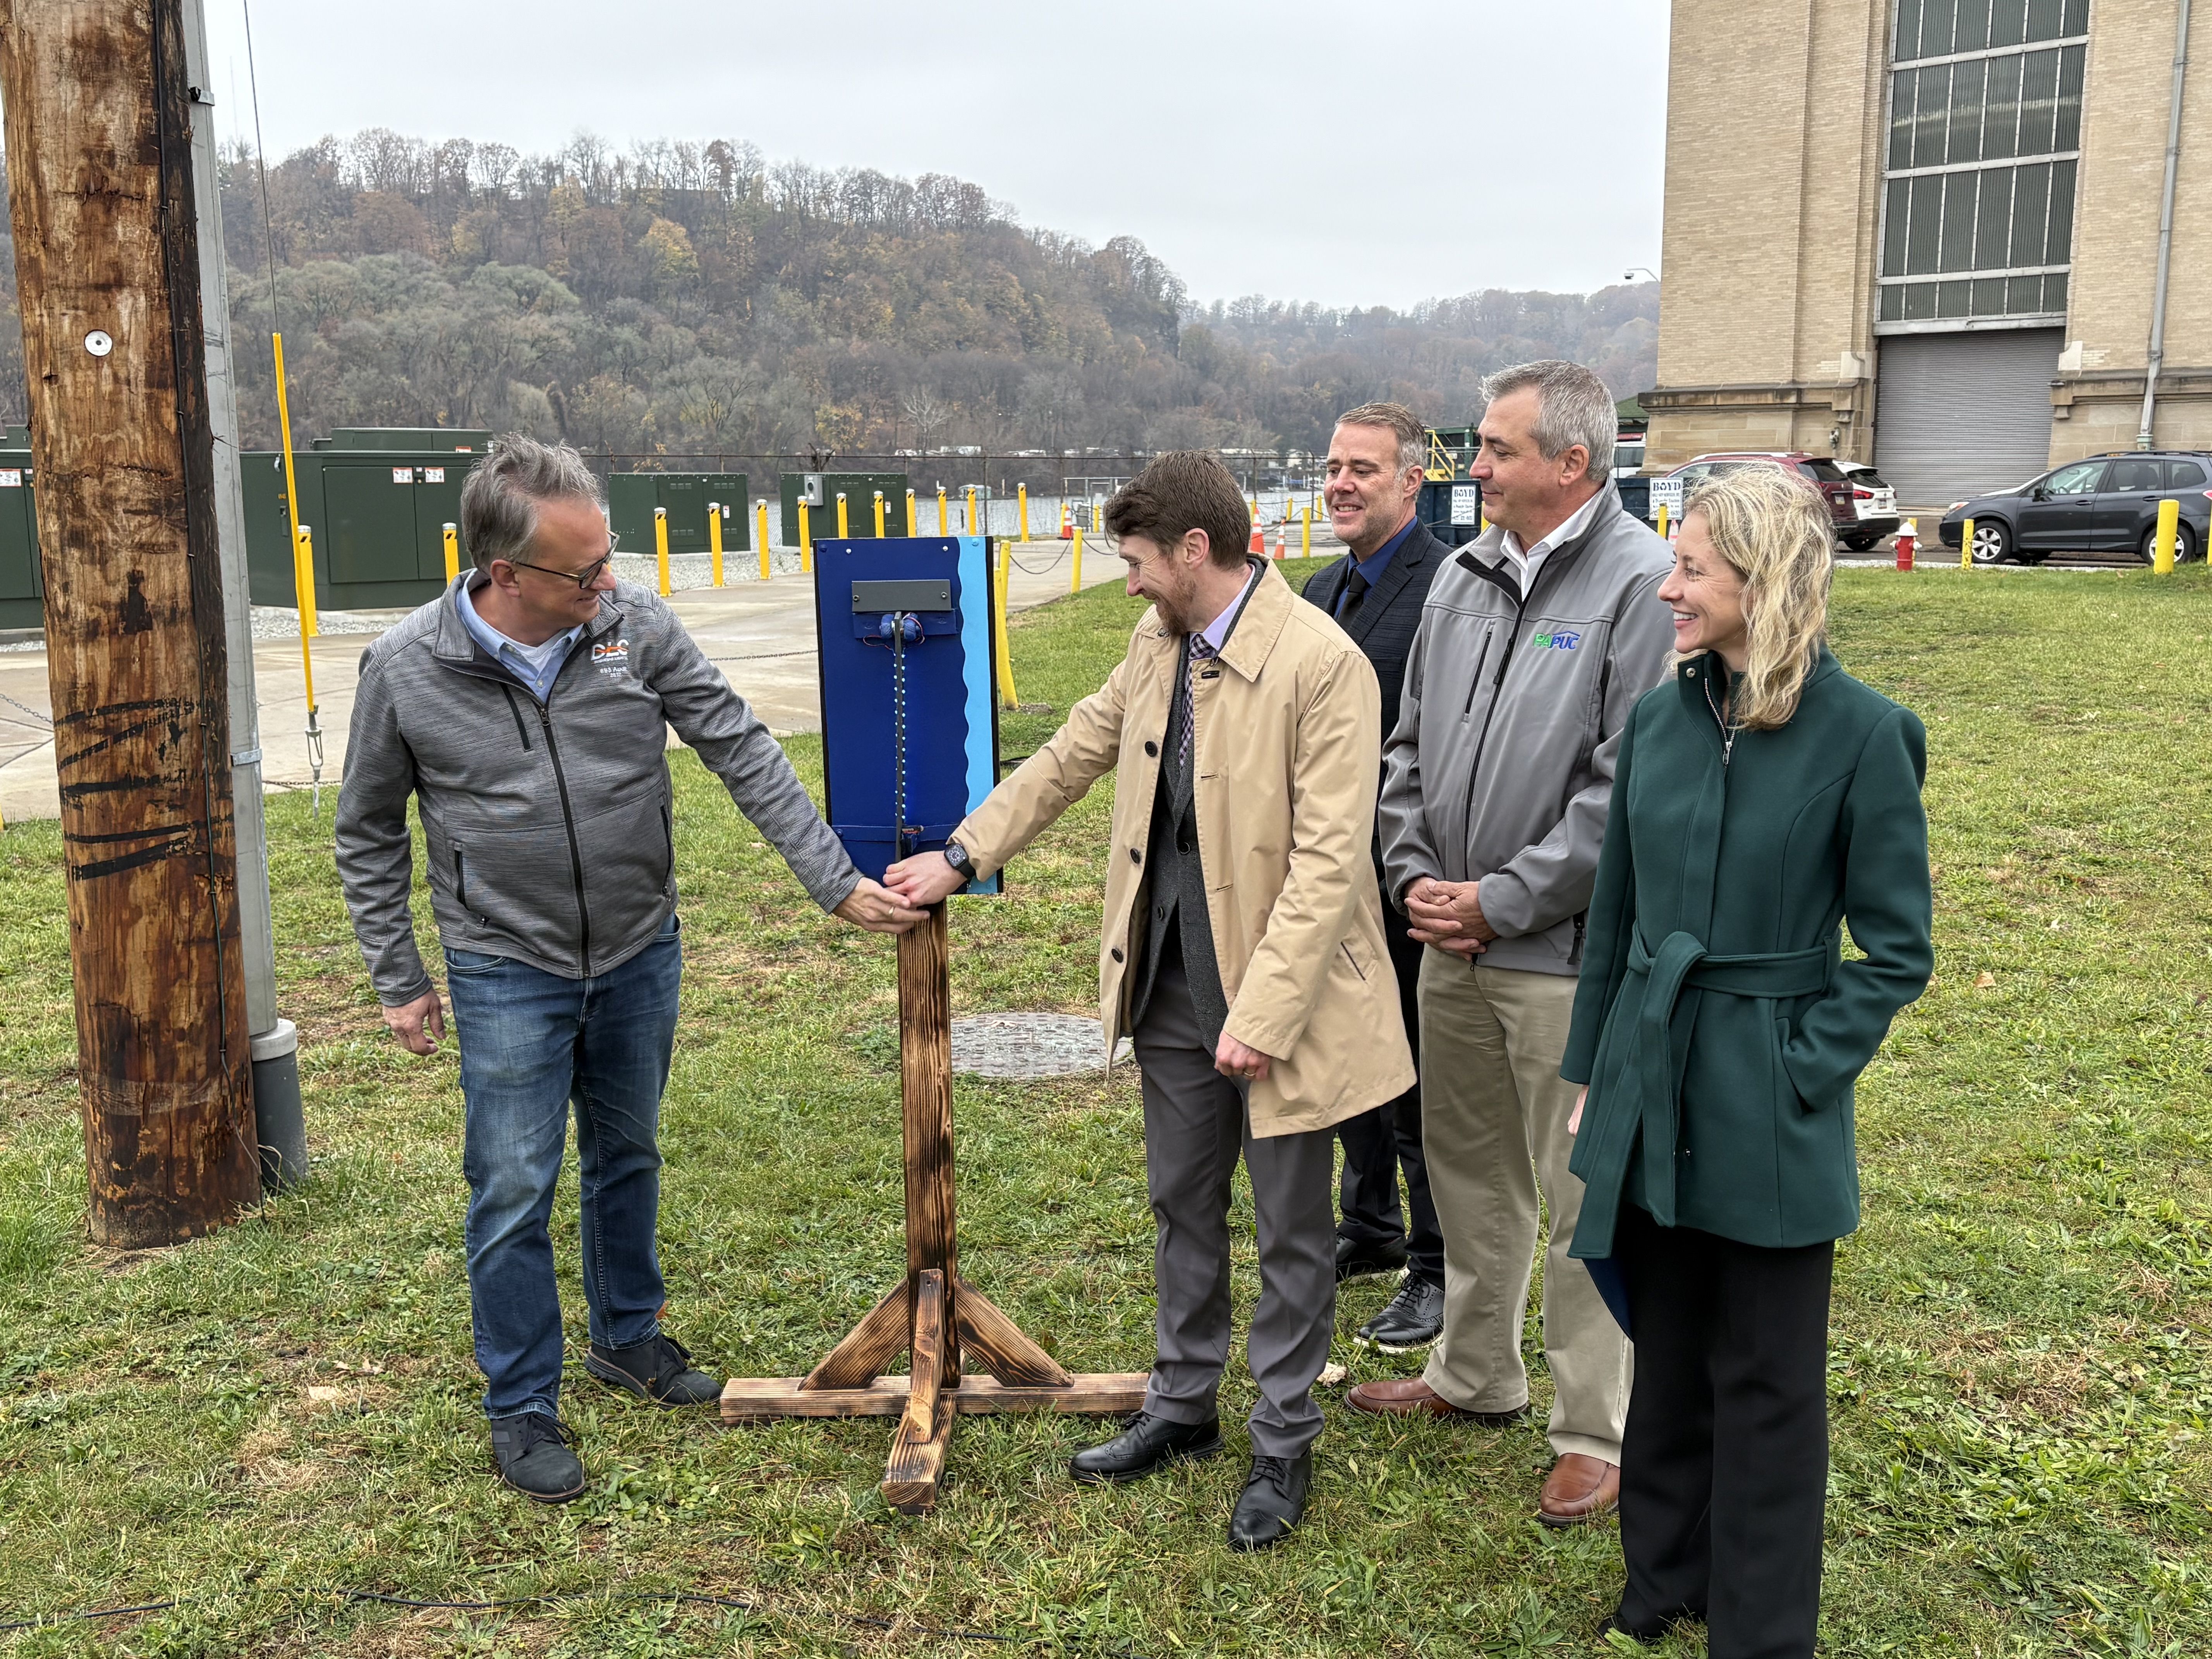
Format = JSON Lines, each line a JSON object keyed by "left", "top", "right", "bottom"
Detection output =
{"left": 460, "top": 434, "right": 606, "bottom": 573}
{"left": 1479, "top": 360, "right": 1617, "bottom": 486}
{"left": 1334, "top": 401, "right": 1429, "bottom": 477}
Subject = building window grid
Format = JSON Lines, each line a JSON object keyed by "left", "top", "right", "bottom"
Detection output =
{"left": 1879, "top": 0, "right": 2087, "bottom": 326}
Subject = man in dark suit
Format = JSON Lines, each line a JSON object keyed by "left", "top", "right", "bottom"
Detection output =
{"left": 1298, "top": 402, "right": 1452, "bottom": 1352}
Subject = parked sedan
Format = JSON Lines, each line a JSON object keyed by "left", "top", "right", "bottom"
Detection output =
{"left": 1937, "top": 452, "right": 2212, "bottom": 564}
{"left": 1648, "top": 453, "right": 1900, "bottom": 549}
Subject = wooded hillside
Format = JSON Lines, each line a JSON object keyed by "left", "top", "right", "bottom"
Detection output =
{"left": 0, "top": 129, "right": 1659, "bottom": 461}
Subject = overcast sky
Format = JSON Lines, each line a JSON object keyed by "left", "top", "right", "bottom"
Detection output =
{"left": 202, "top": 0, "right": 1669, "bottom": 313}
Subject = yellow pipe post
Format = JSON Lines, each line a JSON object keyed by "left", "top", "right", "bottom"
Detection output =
{"left": 1092, "top": 501, "right": 1103, "bottom": 533}
{"left": 654, "top": 506, "right": 671, "bottom": 596}
{"left": 755, "top": 501, "right": 771, "bottom": 580}
{"left": 836, "top": 492, "right": 849, "bottom": 539}
{"left": 293, "top": 526, "right": 318, "bottom": 704}
{"left": 271, "top": 332, "right": 312, "bottom": 640}
{"left": 1070, "top": 525, "right": 1084, "bottom": 593}
{"left": 1301, "top": 503, "right": 1312, "bottom": 556}
{"left": 873, "top": 490, "right": 886, "bottom": 538}
{"left": 442, "top": 522, "right": 459, "bottom": 582}
{"left": 1017, "top": 483, "right": 1029, "bottom": 543}
{"left": 1961, "top": 515, "right": 1974, "bottom": 570}
{"left": 798, "top": 500, "right": 813, "bottom": 573}
{"left": 707, "top": 501, "right": 725, "bottom": 587}
{"left": 965, "top": 485, "right": 978, "bottom": 535}
{"left": 1656, "top": 503, "right": 1669, "bottom": 539}
{"left": 994, "top": 534, "right": 1020, "bottom": 708}
{"left": 2154, "top": 497, "right": 2180, "bottom": 574}
{"left": 905, "top": 487, "right": 916, "bottom": 536}
{"left": 936, "top": 487, "right": 948, "bottom": 534}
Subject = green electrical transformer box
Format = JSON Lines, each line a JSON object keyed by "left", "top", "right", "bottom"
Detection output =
{"left": 778, "top": 472, "right": 911, "bottom": 547}
{"left": 243, "top": 428, "right": 493, "bottom": 611}
{"left": 608, "top": 472, "right": 751, "bottom": 564}
{"left": 0, "top": 426, "right": 40, "bottom": 631}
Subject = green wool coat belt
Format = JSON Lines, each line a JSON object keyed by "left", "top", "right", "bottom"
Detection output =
{"left": 1562, "top": 644, "right": 1934, "bottom": 1255}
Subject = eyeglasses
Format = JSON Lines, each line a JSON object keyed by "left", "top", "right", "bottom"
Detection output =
{"left": 502, "top": 535, "right": 618, "bottom": 589}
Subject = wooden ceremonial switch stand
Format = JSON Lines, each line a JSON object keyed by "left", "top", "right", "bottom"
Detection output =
{"left": 720, "top": 903, "right": 1147, "bottom": 1512}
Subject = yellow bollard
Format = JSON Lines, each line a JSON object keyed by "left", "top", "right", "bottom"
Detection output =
{"left": 965, "top": 486, "right": 978, "bottom": 536}
{"left": 994, "top": 534, "right": 1020, "bottom": 708}
{"left": 294, "top": 524, "right": 319, "bottom": 639}
{"left": 836, "top": 492, "right": 849, "bottom": 539}
{"left": 756, "top": 501, "right": 771, "bottom": 580}
{"left": 1656, "top": 503, "right": 1669, "bottom": 539}
{"left": 1961, "top": 516, "right": 1974, "bottom": 570}
{"left": 654, "top": 506, "right": 671, "bottom": 596}
{"left": 1017, "top": 483, "right": 1029, "bottom": 544}
{"left": 1070, "top": 525, "right": 1084, "bottom": 594}
{"left": 2154, "top": 498, "right": 2180, "bottom": 573}
{"left": 906, "top": 488, "right": 916, "bottom": 536}
{"left": 873, "top": 490, "right": 886, "bottom": 538}
{"left": 937, "top": 487, "right": 948, "bottom": 535}
{"left": 1301, "top": 504, "right": 1312, "bottom": 557}
{"left": 442, "top": 522, "right": 459, "bottom": 582}
{"left": 707, "top": 501, "right": 725, "bottom": 587}
{"left": 1092, "top": 501, "right": 1103, "bottom": 533}
{"left": 799, "top": 500, "right": 813, "bottom": 573}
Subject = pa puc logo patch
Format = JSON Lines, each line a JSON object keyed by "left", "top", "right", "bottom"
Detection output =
{"left": 1531, "top": 628, "right": 1582, "bottom": 651}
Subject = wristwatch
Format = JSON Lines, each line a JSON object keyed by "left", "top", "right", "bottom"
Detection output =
{"left": 943, "top": 842, "right": 976, "bottom": 882}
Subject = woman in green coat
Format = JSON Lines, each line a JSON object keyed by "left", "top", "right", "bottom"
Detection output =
{"left": 1561, "top": 464, "right": 1933, "bottom": 1656}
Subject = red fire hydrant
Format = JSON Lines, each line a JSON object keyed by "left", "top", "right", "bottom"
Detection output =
{"left": 1894, "top": 521, "right": 1916, "bottom": 571}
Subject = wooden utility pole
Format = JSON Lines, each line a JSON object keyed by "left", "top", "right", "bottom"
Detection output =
{"left": 0, "top": 0, "right": 258, "bottom": 1245}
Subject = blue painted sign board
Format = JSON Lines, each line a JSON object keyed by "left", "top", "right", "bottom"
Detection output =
{"left": 813, "top": 536, "right": 1001, "bottom": 892}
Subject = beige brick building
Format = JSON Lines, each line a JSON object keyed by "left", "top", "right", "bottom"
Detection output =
{"left": 1644, "top": 0, "right": 2211, "bottom": 509}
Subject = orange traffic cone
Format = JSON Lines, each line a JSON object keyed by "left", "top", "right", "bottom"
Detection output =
{"left": 1249, "top": 523, "right": 1265, "bottom": 555}
{"left": 1273, "top": 521, "right": 1287, "bottom": 559}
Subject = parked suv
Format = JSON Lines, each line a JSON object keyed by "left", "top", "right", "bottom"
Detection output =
{"left": 1937, "top": 453, "right": 2212, "bottom": 565}
{"left": 1648, "top": 453, "right": 1900, "bottom": 550}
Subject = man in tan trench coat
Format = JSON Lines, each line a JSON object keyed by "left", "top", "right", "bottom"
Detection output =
{"left": 889, "top": 451, "right": 1413, "bottom": 1552}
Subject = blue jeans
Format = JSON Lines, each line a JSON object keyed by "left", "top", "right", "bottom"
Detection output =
{"left": 444, "top": 914, "right": 682, "bottom": 1420}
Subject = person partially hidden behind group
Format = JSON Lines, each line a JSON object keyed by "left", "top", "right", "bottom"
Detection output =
{"left": 1562, "top": 463, "right": 1934, "bottom": 1654}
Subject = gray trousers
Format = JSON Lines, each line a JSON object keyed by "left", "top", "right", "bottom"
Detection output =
{"left": 1132, "top": 946, "right": 1338, "bottom": 1458}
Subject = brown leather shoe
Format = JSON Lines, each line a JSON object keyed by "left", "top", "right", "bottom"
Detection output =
{"left": 1343, "top": 1376, "right": 1529, "bottom": 1424}
{"left": 1537, "top": 1453, "right": 1620, "bottom": 1527}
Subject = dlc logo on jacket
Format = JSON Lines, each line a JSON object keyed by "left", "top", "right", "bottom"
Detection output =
{"left": 1531, "top": 628, "right": 1582, "bottom": 651}
{"left": 592, "top": 638, "right": 632, "bottom": 678}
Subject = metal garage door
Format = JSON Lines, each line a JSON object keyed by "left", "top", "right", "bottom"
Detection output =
{"left": 1874, "top": 328, "right": 2061, "bottom": 509}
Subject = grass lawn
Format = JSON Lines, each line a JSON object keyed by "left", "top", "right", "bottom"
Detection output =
{"left": 0, "top": 558, "right": 2208, "bottom": 1657}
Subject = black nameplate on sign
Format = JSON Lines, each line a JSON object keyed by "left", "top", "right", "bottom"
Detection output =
{"left": 852, "top": 579, "right": 953, "bottom": 613}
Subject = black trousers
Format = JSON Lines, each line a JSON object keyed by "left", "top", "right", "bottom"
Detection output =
{"left": 1614, "top": 1201, "right": 1834, "bottom": 1659}
{"left": 1334, "top": 910, "right": 1443, "bottom": 1285}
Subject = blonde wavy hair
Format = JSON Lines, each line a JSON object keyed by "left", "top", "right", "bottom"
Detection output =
{"left": 1680, "top": 463, "right": 1834, "bottom": 729}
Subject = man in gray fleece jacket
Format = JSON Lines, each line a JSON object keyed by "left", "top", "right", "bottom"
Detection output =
{"left": 335, "top": 437, "right": 922, "bottom": 1503}
{"left": 1351, "top": 362, "right": 1674, "bottom": 1531}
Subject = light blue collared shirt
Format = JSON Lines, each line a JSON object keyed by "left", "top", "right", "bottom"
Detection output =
{"left": 1197, "top": 561, "right": 1262, "bottom": 653}
{"left": 455, "top": 577, "right": 582, "bottom": 704}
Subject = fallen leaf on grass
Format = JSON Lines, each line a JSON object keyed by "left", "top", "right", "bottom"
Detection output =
{"left": 306, "top": 1386, "right": 343, "bottom": 1403}
{"left": 1975, "top": 972, "right": 1997, "bottom": 989}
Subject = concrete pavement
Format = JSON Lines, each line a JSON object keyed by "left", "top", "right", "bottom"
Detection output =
{"left": 0, "top": 536, "right": 1139, "bottom": 824}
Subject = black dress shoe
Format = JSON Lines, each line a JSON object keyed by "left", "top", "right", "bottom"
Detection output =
{"left": 1355, "top": 1275, "right": 1445, "bottom": 1352}
{"left": 1334, "top": 1236, "right": 1409, "bottom": 1283}
{"left": 1227, "top": 1451, "right": 1313, "bottom": 1552}
{"left": 488, "top": 1412, "right": 586, "bottom": 1504}
{"left": 586, "top": 1331, "right": 720, "bottom": 1407}
{"left": 1069, "top": 1410, "right": 1223, "bottom": 1485}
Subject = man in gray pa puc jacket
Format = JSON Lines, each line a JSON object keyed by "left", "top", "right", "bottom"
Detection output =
{"left": 1347, "top": 362, "right": 1674, "bottom": 1531}
{"left": 335, "top": 436, "right": 923, "bottom": 1504}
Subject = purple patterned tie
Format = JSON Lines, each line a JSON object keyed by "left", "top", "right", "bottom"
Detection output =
{"left": 1179, "top": 635, "right": 1218, "bottom": 771}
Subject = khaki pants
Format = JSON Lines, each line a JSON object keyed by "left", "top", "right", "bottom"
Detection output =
{"left": 1417, "top": 951, "right": 1630, "bottom": 1464}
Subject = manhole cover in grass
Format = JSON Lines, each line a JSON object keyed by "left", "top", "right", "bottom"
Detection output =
{"left": 949, "top": 1013, "right": 1130, "bottom": 1079}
